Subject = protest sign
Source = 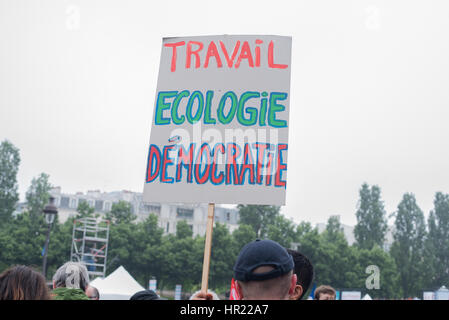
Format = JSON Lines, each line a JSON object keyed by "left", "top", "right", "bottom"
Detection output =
{"left": 340, "top": 291, "right": 362, "bottom": 300}
{"left": 143, "top": 35, "right": 292, "bottom": 205}
{"left": 143, "top": 34, "right": 292, "bottom": 295}
{"left": 149, "top": 279, "right": 157, "bottom": 291}
{"left": 175, "top": 284, "right": 182, "bottom": 300}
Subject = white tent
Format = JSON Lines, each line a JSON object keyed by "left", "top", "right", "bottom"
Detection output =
{"left": 362, "top": 294, "right": 372, "bottom": 300}
{"left": 90, "top": 266, "right": 145, "bottom": 300}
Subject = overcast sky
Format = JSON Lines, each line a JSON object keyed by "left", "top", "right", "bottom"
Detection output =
{"left": 1, "top": 0, "right": 448, "bottom": 226}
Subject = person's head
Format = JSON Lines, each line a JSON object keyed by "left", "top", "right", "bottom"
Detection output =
{"left": 52, "top": 262, "right": 89, "bottom": 291}
{"left": 85, "top": 285, "right": 99, "bottom": 300}
{"left": 286, "top": 249, "right": 314, "bottom": 300}
{"left": 233, "top": 239, "right": 297, "bottom": 300}
{"left": 189, "top": 289, "right": 220, "bottom": 300}
{"left": 0, "top": 265, "right": 51, "bottom": 300}
{"left": 314, "top": 285, "right": 336, "bottom": 300}
{"left": 130, "top": 289, "right": 162, "bottom": 300}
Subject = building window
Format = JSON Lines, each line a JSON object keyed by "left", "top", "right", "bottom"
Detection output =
{"left": 70, "top": 198, "right": 77, "bottom": 209}
{"left": 226, "top": 212, "right": 231, "bottom": 221}
{"left": 95, "top": 200, "right": 104, "bottom": 212}
{"left": 144, "top": 204, "right": 161, "bottom": 214}
{"left": 78, "top": 198, "right": 86, "bottom": 207}
{"left": 166, "top": 222, "right": 169, "bottom": 233}
{"left": 176, "top": 208, "right": 194, "bottom": 219}
{"left": 88, "top": 200, "right": 95, "bottom": 208}
{"left": 104, "top": 202, "right": 111, "bottom": 212}
{"left": 60, "top": 197, "right": 69, "bottom": 208}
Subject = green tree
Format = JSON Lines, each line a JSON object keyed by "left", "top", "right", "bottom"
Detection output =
{"left": 176, "top": 220, "right": 193, "bottom": 239}
{"left": 22, "top": 173, "right": 64, "bottom": 279}
{"left": 295, "top": 221, "right": 313, "bottom": 239}
{"left": 0, "top": 140, "right": 20, "bottom": 223}
{"left": 355, "top": 246, "right": 402, "bottom": 299}
{"left": 0, "top": 211, "right": 46, "bottom": 272}
{"left": 425, "top": 192, "right": 449, "bottom": 288}
{"left": 293, "top": 226, "right": 322, "bottom": 283}
{"left": 354, "top": 183, "right": 388, "bottom": 250}
{"left": 106, "top": 218, "right": 142, "bottom": 280}
{"left": 157, "top": 232, "right": 202, "bottom": 293}
{"left": 231, "top": 224, "right": 257, "bottom": 254}
{"left": 76, "top": 201, "right": 95, "bottom": 219}
{"left": 209, "top": 223, "right": 235, "bottom": 291}
{"left": 237, "top": 205, "right": 280, "bottom": 238}
{"left": 390, "top": 193, "right": 426, "bottom": 298}
{"left": 140, "top": 214, "right": 164, "bottom": 247}
{"left": 137, "top": 214, "right": 165, "bottom": 287}
{"left": 266, "top": 214, "right": 297, "bottom": 248}
{"left": 106, "top": 201, "right": 136, "bottom": 224}
{"left": 0, "top": 209, "right": 72, "bottom": 276}
{"left": 25, "top": 173, "right": 52, "bottom": 222}
{"left": 292, "top": 217, "right": 402, "bottom": 299}
{"left": 325, "top": 215, "right": 344, "bottom": 243}
{"left": 315, "top": 219, "right": 352, "bottom": 290}
{"left": 45, "top": 218, "right": 74, "bottom": 278}
{"left": 126, "top": 214, "right": 165, "bottom": 286}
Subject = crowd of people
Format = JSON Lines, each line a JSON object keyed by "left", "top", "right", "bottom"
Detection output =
{"left": 0, "top": 261, "right": 100, "bottom": 300}
{"left": 0, "top": 238, "right": 336, "bottom": 301}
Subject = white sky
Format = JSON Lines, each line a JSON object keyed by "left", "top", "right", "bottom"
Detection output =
{"left": 1, "top": 0, "right": 448, "bottom": 226}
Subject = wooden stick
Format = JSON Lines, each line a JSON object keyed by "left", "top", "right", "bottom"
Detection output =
{"left": 201, "top": 203, "right": 215, "bottom": 294}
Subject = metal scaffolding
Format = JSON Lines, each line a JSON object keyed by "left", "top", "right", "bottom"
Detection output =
{"left": 70, "top": 217, "right": 110, "bottom": 279}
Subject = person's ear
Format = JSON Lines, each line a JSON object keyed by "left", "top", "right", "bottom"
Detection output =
{"left": 288, "top": 274, "right": 298, "bottom": 295}
{"left": 235, "top": 281, "right": 244, "bottom": 300}
{"left": 289, "top": 284, "right": 303, "bottom": 300}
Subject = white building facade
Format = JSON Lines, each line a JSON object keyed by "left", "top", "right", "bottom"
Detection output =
{"left": 49, "top": 187, "right": 240, "bottom": 237}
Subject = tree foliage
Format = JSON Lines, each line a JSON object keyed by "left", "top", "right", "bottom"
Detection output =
{"left": 76, "top": 201, "right": 95, "bottom": 219}
{"left": 354, "top": 183, "right": 388, "bottom": 250}
{"left": 390, "top": 193, "right": 427, "bottom": 297}
{"left": 1, "top": 182, "right": 449, "bottom": 298}
{"left": 425, "top": 192, "right": 449, "bottom": 288}
{"left": 237, "top": 204, "right": 280, "bottom": 238}
{"left": 25, "top": 173, "right": 52, "bottom": 220}
{"left": 325, "top": 215, "right": 344, "bottom": 243}
{"left": 105, "top": 200, "right": 136, "bottom": 224}
{"left": 0, "top": 140, "right": 20, "bottom": 223}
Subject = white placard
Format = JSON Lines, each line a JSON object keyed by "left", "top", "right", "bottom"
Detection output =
{"left": 143, "top": 35, "right": 292, "bottom": 205}
{"left": 341, "top": 291, "right": 362, "bottom": 300}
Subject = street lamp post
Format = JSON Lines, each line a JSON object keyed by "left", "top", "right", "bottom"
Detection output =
{"left": 42, "top": 196, "right": 58, "bottom": 279}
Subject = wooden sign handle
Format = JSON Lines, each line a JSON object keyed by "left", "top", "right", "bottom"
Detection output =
{"left": 201, "top": 203, "right": 215, "bottom": 294}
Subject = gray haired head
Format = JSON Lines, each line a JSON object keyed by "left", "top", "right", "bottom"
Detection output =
{"left": 52, "top": 262, "right": 90, "bottom": 291}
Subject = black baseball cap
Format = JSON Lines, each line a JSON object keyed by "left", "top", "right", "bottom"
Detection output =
{"left": 233, "top": 239, "right": 294, "bottom": 282}
{"left": 130, "top": 290, "right": 165, "bottom": 300}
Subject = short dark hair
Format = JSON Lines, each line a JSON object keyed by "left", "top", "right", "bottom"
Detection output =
{"left": 314, "top": 285, "right": 336, "bottom": 300}
{"left": 130, "top": 290, "right": 161, "bottom": 300}
{"left": 286, "top": 249, "right": 314, "bottom": 300}
{"left": 0, "top": 265, "right": 51, "bottom": 300}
